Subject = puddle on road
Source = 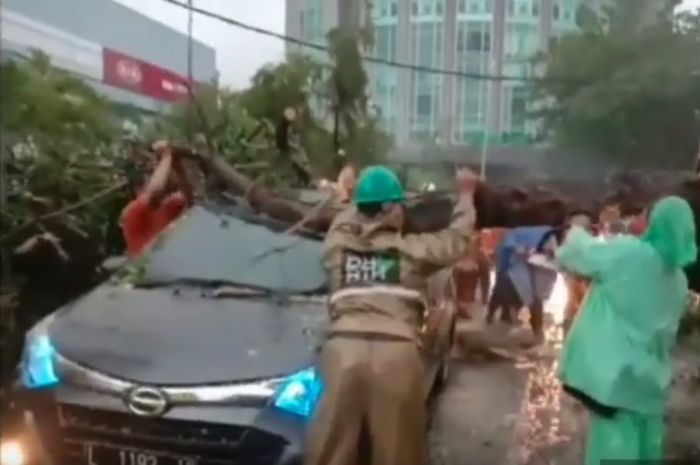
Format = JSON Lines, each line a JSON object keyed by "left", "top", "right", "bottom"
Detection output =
{"left": 507, "top": 275, "right": 584, "bottom": 465}
{"left": 434, "top": 273, "right": 699, "bottom": 465}
{"left": 508, "top": 326, "right": 580, "bottom": 465}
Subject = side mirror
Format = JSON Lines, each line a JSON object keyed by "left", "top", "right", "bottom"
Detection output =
{"left": 101, "top": 256, "right": 127, "bottom": 273}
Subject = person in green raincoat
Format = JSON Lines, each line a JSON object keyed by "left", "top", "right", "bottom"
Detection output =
{"left": 556, "top": 196, "right": 697, "bottom": 465}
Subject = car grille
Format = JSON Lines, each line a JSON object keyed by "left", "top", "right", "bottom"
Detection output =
{"left": 58, "top": 404, "right": 287, "bottom": 465}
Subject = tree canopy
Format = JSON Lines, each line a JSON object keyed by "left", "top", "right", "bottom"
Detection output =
{"left": 0, "top": 30, "right": 392, "bottom": 255}
{"left": 163, "top": 30, "right": 392, "bottom": 183}
{"left": 1, "top": 52, "right": 128, "bottom": 252}
{"left": 533, "top": 0, "right": 700, "bottom": 168}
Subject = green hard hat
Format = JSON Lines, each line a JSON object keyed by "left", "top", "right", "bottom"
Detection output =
{"left": 354, "top": 165, "right": 406, "bottom": 205}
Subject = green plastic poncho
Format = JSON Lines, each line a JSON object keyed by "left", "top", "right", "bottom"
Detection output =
{"left": 557, "top": 196, "right": 696, "bottom": 415}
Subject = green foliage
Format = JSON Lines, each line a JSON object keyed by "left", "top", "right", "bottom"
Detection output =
{"left": 1, "top": 53, "right": 128, "bottom": 370}
{"left": 1, "top": 37, "right": 393, "bottom": 245}
{"left": 163, "top": 40, "right": 392, "bottom": 183}
{"left": 239, "top": 54, "right": 332, "bottom": 181}
{"left": 324, "top": 27, "right": 392, "bottom": 168}
{"left": 240, "top": 54, "right": 324, "bottom": 122}
{"left": 159, "top": 83, "right": 263, "bottom": 161}
{"left": 1, "top": 52, "right": 127, "bottom": 252}
{"left": 533, "top": 2, "right": 700, "bottom": 168}
{"left": 162, "top": 55, "right": 328, "bottom": 187}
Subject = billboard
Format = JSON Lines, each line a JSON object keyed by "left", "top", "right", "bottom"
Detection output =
{"left": 1, "top": 8, "right": 103, "bottom": 81}
{"left": 103, "top": 48, "right": 189, "bottom": 102}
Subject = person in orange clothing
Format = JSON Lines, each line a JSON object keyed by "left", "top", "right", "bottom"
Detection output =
{"left": 452, "top": 239, "right": 480, "bottom": 319}
{"left": 452, "top": 232, "right": 491, "bottom": 319}
{"left": 562, "top": 212, "right": 594, "bottom": 335}
{"left": 334, "top": 162, "right": 357, "bottom": 204}
{"left": 121, "top": 141, "right": 193, "bottom": 257}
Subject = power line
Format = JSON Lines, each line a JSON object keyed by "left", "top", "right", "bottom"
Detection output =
{"left": 161, "top": 0, "right": 581, "bottom": 84}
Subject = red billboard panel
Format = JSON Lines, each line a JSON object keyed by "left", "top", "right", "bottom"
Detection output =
{"left": 103, "top": 48, "right": 190, "bottom": 102}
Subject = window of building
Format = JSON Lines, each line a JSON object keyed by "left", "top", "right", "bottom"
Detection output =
{"left": 553, "top": 2, "right": 560, "bottom": 20}
{"left": 412, "top": 129, "right": 432, "bottom": 141}
{"left": 376, "top": 25, "right": 398, "bottom": 60}
{"left": 391, "top": 2, "right": 398, "bottom": 16}
{"left": 484, "top": 0, "right": 492, "bottom": 13}
{"left": 467, "top": 30, "right": 481, "bottom": 51}
{"left": 412, "top": 1, "right": 418, "bottom": 15}
{"left": 459, "top": 0, "right": 466, "bottom": 13}
{"left": 436, "top": 0, "right": 443, "bottom": 15}
{"left": 508, "top": 0, "right": 515, "bottom": 15}
{"left": 469, "top": 0, "right": 479, "bottom": 13}
{"left": 550, "top": 35, "right": 561, "bottom": 49}
{"left": 563, "top": 6, "right": 573, "bottom": 21}
{"left": 462, "top": 83, "right": 484, "bottom": 127}
{"left": 299, "top": 11, "right": 305, "bottom": 37}
{"left": 511, "top": 86, "right": 528, "bottom": 132}
{"left": 457, "top": 28, "right": 465, "bottom": 52}
{"left": 416, "top": 22, "right": 437, "bottom": 65}
{"left": 467, "top": 29, "right": 490, "bottom": 52}
{"left": 422, "top": 1, "right": 432, "bottom": 15}
{"left": 376, "top": 26, "right": 389, "bottom": 58}
{"left": 533, "top": 0, "right": 539, "bottom": 16}
{"left": 518, "top": 1, "right": 528, "bottom": 15}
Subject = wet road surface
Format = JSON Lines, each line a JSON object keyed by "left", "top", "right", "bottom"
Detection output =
{"left": 429, "top": 324, "right": 700, "bottom": 465}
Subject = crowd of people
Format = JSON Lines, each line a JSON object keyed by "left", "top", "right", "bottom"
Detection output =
{"left": 122, "top": 141, "right": 696, "bottom": 465}
{"left": 444, "top": 194, "right": 654, "bottom": 340}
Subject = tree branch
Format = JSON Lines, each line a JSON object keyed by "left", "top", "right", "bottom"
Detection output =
{"left": 0, "top": 181, "right": 127, "bottom": 245}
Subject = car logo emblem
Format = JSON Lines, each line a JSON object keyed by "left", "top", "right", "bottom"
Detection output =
{"left": 126, "top": 386, "right": 169, "bottom": 417}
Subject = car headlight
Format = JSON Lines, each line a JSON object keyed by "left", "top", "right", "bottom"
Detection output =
{"left": 273, "top": 367, "right": 323, "bottom": 418}
{"left": 21, "top": 335, "right": 60, "bottom": 389}
{"left": 0, "top": 440, "right": 26, "bottom": 465}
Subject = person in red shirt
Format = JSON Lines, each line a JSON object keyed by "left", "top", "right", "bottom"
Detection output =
{"left": 627, "top": 206, "right": 649, "bottom": 236}
{"left": 121, "top": 141, "right": 193, "bottom": 257}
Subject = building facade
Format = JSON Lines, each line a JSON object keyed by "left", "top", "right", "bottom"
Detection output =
{"left": 1, "top": 0, "right": 218, "bottom": 114}
{"left": 286, "top": 0, "right": 585, "bottom": 148}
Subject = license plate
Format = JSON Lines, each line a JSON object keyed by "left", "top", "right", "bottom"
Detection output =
{"left": 84, "top": 445, "right": 198, "bottom": 465}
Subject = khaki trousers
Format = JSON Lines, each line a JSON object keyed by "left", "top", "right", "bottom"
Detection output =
{"left": 305, "top": 336, "right": 426, "bottom": 465}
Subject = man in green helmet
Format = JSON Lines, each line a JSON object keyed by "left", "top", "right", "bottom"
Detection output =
{"left": 305, "top": 165, "right": 478, "bottom": 465}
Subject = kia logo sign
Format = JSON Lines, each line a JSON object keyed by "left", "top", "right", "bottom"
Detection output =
{"left": 115, "top": 58, "right": 143, "bottom": 85}
{"left": 162, "top": 79, "right": 188, "bottom": 95}
{"left": 104, "top": 49, "right": 190, "bottom": 102}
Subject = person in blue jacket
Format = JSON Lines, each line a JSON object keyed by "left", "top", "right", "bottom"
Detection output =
{"left": 486, "top": 236, "right": 522, "bottom": 325}
{"left": 488, "top": 226, "right": 560, "bottom": 340}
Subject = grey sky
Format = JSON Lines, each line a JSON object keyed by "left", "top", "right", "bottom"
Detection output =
{"left": 115, "top": 0, "right": 700, "bottom": 90}
{"left": 114, "top": 0, "right": 286, "bottom": 89}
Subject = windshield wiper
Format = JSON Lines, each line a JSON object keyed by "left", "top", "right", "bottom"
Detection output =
{"left": 212, "top": 285, "right": 271, "bottom": 298}
{"left": 125, "top": 277, "right": 327, "bottom": 298}
{"left": 128, "top": 277, "right": 273, "bottom": 293}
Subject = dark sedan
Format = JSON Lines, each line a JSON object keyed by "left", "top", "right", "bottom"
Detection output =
{"left": 3, "top": 202, "right": 454, "bottom": 465}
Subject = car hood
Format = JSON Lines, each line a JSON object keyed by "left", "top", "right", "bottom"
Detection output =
{"left": 48, "top": 284, "right": 326, "bottom": 385}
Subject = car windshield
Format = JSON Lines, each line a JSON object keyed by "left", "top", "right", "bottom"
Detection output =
{"left": 128, "top": 204, "right": 327, "bottom": 294}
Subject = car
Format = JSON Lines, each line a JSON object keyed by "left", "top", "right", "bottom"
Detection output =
{"left": 2, "top": 202, "right": 456, "bottom": 465}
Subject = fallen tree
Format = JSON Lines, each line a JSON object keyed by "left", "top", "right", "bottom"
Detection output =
{"left": 174, "top": 144, "right": 696, "bottom": 234}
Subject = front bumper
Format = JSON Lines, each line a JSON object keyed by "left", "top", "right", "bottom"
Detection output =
{"left": 5, "top": 383, "right": 305, "bottom": 465}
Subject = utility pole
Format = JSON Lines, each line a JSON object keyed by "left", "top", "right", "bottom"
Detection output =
{"left": 186, "top": 0, "right": 194, "bottom": 141}
{"left": 479, "top": 59, "right": 494, "bottom": 180}
{"left": 0, "top": 142, "right": 9, "bottom": 289}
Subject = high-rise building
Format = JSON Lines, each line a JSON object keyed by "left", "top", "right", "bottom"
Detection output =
{"left": 286, "top": 0, "right": 587, "bottom": 148}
